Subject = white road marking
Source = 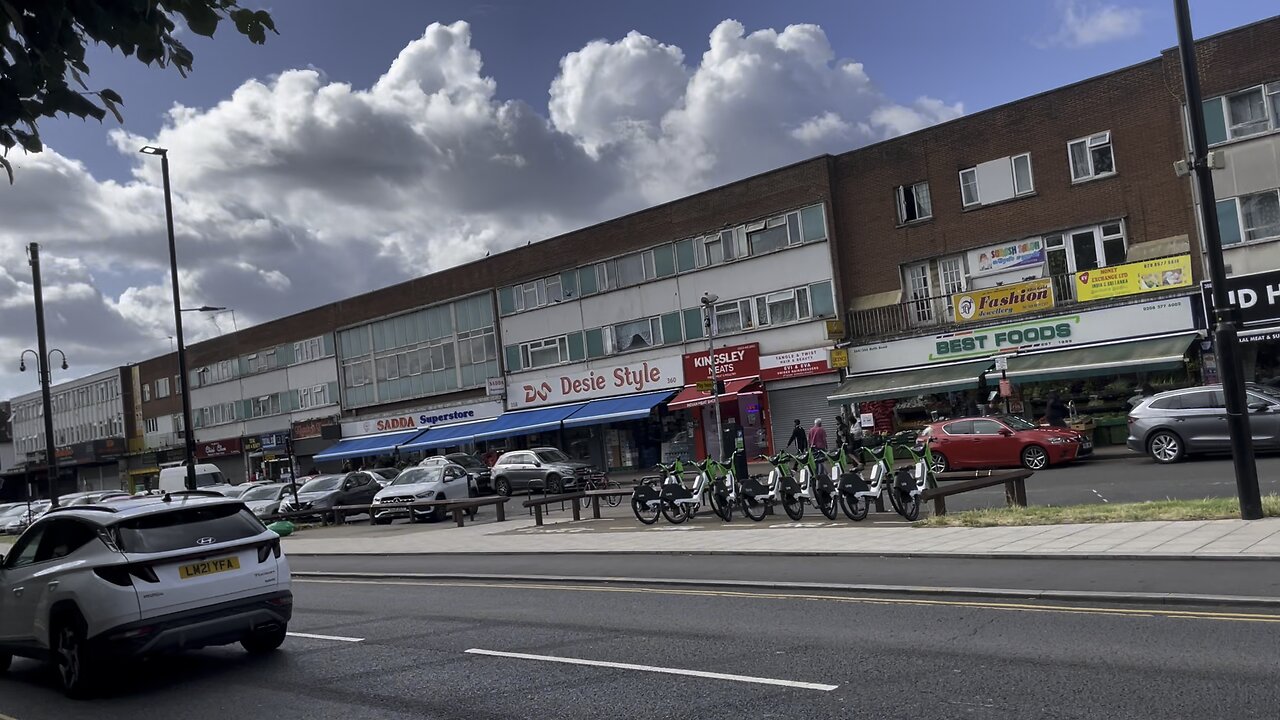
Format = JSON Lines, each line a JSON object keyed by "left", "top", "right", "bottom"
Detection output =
{"left": 1090, "top": 489, "right": 1110, "bottom": 503}
{"left": 287, "top": 631, "right": 365, "bottom": 643}
{"left": 464, "top": 648, "right": 838, "bottom": 691}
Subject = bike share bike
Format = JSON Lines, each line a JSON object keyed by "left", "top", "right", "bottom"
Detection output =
{"left": 630, "top": 453, "right": 738, "bottom": 525}
{"left": 738, "top": 452, "right": 786, "bottom": 522}
{"left": 784, "top": 448, "right": 841, "bottom": 521}
{"left": 835, "top": 431, "right": 935, "bottom": 521}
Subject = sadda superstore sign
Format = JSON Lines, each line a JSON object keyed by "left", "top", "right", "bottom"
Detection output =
{"left": 848, "top": 296, "right": 1196, "bottom": 373}
{"left": 340, "top": 399, "right": 503, "bottom": 436}
{"left": 509, "top": 355, "right": 683, "bottom": 409}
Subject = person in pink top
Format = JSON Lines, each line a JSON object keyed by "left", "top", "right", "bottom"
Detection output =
{"left": 807, "top": 418, "right": 829, "bottom": 476}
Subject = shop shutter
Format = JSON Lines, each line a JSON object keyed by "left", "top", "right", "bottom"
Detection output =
{"left": 767, "top": 381, "right": 842, "bottom": 453}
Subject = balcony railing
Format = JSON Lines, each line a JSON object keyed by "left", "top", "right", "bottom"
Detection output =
{"left": 849, "top": 265, "right": 1179, "bottom": 342}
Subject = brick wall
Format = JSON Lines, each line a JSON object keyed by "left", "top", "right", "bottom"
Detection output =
{"left": 138, "top": 352, "right": 181, "bottom": 420}
{"left": 1164, "top": 15, "right": 1280, "bottom": 99}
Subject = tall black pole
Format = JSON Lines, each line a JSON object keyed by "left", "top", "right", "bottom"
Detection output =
{"left": 157, "top": 152, "right": 199, "bottom": 492}
{"left": 1173, "top": 0, "right": 1262, "bottom": 520}
{"left": 28, "top": 243, "right": 60, "bottom": 508}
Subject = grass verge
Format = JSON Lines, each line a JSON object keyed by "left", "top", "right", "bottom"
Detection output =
{"left": 915, "top": 495, "right": 1280, "bottom": 527}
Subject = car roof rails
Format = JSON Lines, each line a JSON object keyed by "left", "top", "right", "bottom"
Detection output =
{"left": 46, "top": 505, "right": 118, "bottom": 514}
{"left": 161, "top": 490, "right": 229, "bottom": 502}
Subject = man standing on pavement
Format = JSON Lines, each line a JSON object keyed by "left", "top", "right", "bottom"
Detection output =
{"left": 808, "top": 418, "right": 828, "bottom": 475}
{"left": 786, "top": 419, "right": 809, "bottom": 453}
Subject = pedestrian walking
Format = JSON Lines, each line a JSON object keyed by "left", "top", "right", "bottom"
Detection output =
{"left": 786, "top": 419, "right": 809, "bottom": 452}
{"left": 1045, "top": 392, "right": 1069, "bottom": 428}
{"left": 808, "top": 418, "right": 829, "bottom": 475}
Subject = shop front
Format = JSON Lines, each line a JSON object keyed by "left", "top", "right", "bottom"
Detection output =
{"left": 667, "top": 343, "right": 768, "bottom": 462}
{"left": 313, "top": 398, "right": 505, "bottom": 469}
{"left": 43, "top": 438, "right": 127, "bottom": 493}
{"left": 290, "top": 417, "right": 341, "bottom": 473}
{"left": 485, "top": 356, "right": 683, "bottom": 470}
{"left": 830, "top": 296, "right": 1202, "bottom": 440}
{"left": 196, "top": 437, "right": 245, "bottom": 483}
{"left": 1202, "top": 268, "right": 1280, "bottom": 388}
{"left": 243, "top": 432, "right": 291, "bottom": 482}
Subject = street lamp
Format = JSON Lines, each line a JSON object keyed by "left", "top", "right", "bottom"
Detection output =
{"left": 1172, "top": 0, "right": 1262, "bottom": 520}
{"left": 140, "top": 145, "right": 198, "bottom": 492}
{"left": 700, "top": 292, "right": 724, "bottom": 460}
{"left": 21, "top": 241, "right": 70, "bottom": 508}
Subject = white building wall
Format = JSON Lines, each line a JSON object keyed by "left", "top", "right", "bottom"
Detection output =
{"left": 10, "top": 367, "right": 125, "bottom": 456}
{"left": 1200, "top": 134, "right": 1280, "bottom": 277}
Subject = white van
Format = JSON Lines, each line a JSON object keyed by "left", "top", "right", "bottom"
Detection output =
{"left": 158, "top": 463, "right": 231, "bottom": 493}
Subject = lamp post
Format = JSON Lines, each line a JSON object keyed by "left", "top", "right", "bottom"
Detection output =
{"left": 21, "top": 242, "right": 69, "bottom": 507}
{"left": 1172, "top": 0, "right": 1262, "bottom": 520}
{"left": 140, "top": 145, "right": 198, "bottom": 492}
{"left": 700, "top": 293, "right": 724, "bottom": 460}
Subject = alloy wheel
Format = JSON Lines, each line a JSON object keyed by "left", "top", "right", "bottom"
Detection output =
{"left": 1150, "top": 433, "right": 1182, "bottom": 463}
{"left": 1022, "top": 446, "right": 1048, "bottom": 470}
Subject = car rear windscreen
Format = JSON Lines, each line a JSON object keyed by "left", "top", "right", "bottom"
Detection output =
{"left": 114, "top": 504, "right": 265, "bottom": 553}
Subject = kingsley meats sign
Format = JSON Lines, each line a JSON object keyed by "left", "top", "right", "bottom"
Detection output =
{"left": 509, "top": 356, "right": 683, "bottom": 409}
{"left": 683, "top": 343, "right": 761, "bottom": 383}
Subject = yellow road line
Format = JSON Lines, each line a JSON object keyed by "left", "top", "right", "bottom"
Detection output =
{"left": 295, "top": 578, "right": 1280, "bottom": 624}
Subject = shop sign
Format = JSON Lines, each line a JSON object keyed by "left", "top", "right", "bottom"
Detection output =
{"left": 1202, "top": 268, "right": 1280, "bottom": 327}
{"left": 258, "top": 433, "right": 288, "bottom": 450}
{"left": 1076, "top": 254, "right": 1193, "bottom": 302}
{"left": 291, "top": 418, "right": 333, "bottom": 440}
{"left": 93, "top": 437, "right": 126, "bottom": 460}
{"left": 824, "top": 319, "right": 846, "bottom": 340}
{"left": 197, "top": 437, "right": 242, "bottom": 459}
{"left": 683, "top": 343, "right": 760, "bottom": 384}
{"left": 759, "top": 347, "right": 835, "bottom": 381}
{"left": 487, "top": 377, "right": 504, "bottom": 396}
{"left": 968, "top": 237, "right": 1045, "bottom": 277}
{"left": 509, "top": 355, "right": 683, "bottom": 409}
{"left": 340, "top": 400, "right": 504, "bottom": 436}
{"left": 848, "top": 296, "right": 1196, "bottom": 373}
{"left": 829, "top": 348, "right": 849, "bottom": 369}
{"left": 952, "top": 279, "right": 1054, "bottom": 323}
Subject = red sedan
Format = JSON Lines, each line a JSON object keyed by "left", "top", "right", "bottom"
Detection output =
{"left": 920, "top": 415, "right": 1092, "bottom": 471}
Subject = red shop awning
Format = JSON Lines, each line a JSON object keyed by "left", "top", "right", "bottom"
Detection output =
{"left": 665, "top": 377, "right": 764, "bottom": 411}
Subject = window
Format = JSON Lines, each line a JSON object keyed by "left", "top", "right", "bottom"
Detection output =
{"left": 142, "top": 385, "right": 151, "bottom": 402}
{"left": 755, "top": 289, "right": 810, "bottom": 326}
{"left": 748, "top": 216, "right": 791, "bottom": 254}
{"left": 299, "top": 384, "right": 328, "bottom": 409}
{"left": 675, "top": 239, "right": 697, "bottom": 272}
{"left": 1068, "top": 131, "right": 1115, "bottom": 181}
{"left": 144, "top": 417, "right": 159, "bottom": 433}
{"left": 1043, "top": 221, "right": 1127, "bottom": 273}
{"left": 1226, "top": 85, "right": 1274, "bottom": 139}
{"left": 613, "top": 317, "right": 661, "bottom": 352}
{"left": 896, "top": 182, "right": 932, "bottom": 223}
{"left": 959, "top": 168, "right": 979, "bottom": 207}
{"left": 521, "top": 337, "right": 569, "bottom": 369}
{"left": 1179, "top": 390, "right": 1225, "bottom": 409}
{"left": 943, "top": 420, "right": 973, "bottom": 435}
{"left": 937, "top": 256, "right": 966, "bottom": 317}
{"left": 713, "top": 300, "right": 753, "bottom": 334}
{"left": 971, "top": 419, "right": 1007, "bottom": 435}
{"left": 615, "top": 252, "right": 648, "bottom": 287}
{"left": 702, "top": 233, "right": 732, "bottom": 266}
{"left": 904, "top": 262, "right": 934, "bottom": 324}
{"left": 294, "top": 337, "right": 323, "bottom": 362}
{"left": 1217, "top": 190, "right": 1280, "bottom": 245}
{"left": 1100, "top": 222, "right": 1126, "bottom": 266}
{"left": 682, "top": 308, "right": 705, "bottom": 340}
{"left": 155, "top": 377, "right": 170, "bottom": 399}
{"left": 545, "top": 275, "right": 563, "bottom": 304}
{"left": 1012, "top": 153, "right": 1034, "bottom": 195}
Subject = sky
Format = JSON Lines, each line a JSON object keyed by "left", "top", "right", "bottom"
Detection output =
{"left": 0, "top": 0, "right": 1276, "bottom": 403}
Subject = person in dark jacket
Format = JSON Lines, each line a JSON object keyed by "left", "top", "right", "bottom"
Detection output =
{"left": 786, "top": 419, "right": 809, "bottom": 452}
{"left": 1045, "top": 392, "right": 1069, "bottom": 427}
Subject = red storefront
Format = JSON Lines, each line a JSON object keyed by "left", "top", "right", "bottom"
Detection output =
{"left": 667, "top": 343, "right": 770, "bottom": 461}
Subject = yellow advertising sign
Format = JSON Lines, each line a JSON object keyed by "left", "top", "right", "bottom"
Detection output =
{"left": 1074, "top": 254, "right": 1193, "bottom": 302}
{"left": 829, "top": 348, "right": 849, "bottom": 369}
{"left": 951, "top": 278, "right": 1055, "bottom": 324}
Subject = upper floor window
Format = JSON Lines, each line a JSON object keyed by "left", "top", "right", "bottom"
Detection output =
{"left": 1217, "top": 189, "right": 1280, "bottom": 246}
{"left": 1044, "top": 220, "right": 1127, "bottom": 274}
{"left": 904, "top": 262, "right": 934, "bottom": 324}
{"left": 155, "top": 377, "right": 170, "bottom": 399}
{"left": 144, "top": 417, "right": 159, "bottom": 433}
{"left": 896, "top": 182, "right": 932, "bottom": 223}
{"left": 1202, "top": 83, "right": 1280, "bottom": 145}
{"left": 294, "top": 337, "right": 324, "bottom": 363}
{"left": 142, "top": 385, "right": 151, "bottom": 402}
{"left": 613, "top": 317, "right": 662, "bottom": 352}
{"left": 521, "top": 336, "right": 570, "bottom": 370}
{"left": 1067, "top": 132, "right": 1114, "bottom": 182}
{"left": 959, "top": 168, "right": 979, "bottom": 207}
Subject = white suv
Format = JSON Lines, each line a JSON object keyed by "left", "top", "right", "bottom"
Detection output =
{"left": 0, "top": 492, "right": 293, "bottom": 698}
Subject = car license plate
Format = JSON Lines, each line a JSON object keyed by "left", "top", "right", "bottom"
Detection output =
{"left": 179, "top": 556, "right": 241, "bottom": 580}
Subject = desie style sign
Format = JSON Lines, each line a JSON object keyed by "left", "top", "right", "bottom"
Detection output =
{"left": 683, "top": 342, "right": 761, "bottom": 383}
{"left": 509, "top": 356, "right": 683, "bottom": 409}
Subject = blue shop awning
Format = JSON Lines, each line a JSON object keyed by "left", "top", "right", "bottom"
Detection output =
{"left": 396, "top": 418, "right": 500, "bottom": 452}
{"left": 563, "top": 390, "right": 676, "bottom": 429}
{"left": 471, "top": 403, "right": 588, "bottom": 442}
{"left": 312, "top": 428, "right": 425, "bottom": 462}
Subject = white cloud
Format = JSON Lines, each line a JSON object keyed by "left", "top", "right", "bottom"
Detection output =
{"left": 1042, "top": 1, "right": 1144, "bottom": 48}
{"left": 0, "top": 19, "right": 964, "bottom": 400}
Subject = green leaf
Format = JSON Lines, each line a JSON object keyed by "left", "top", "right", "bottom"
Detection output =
{"left": 178, "top": 3, "right": 221, "bottom": 37}
{"left": 11, "top": 128, "right": 39, "bottom": 152}
{"left": 100, "top": 88, "right": 123, "bottom": 105}
{"left": 0, "top": 129, "right": 13, "bottom": 149}
{"left": 99, "top": 96, "right": 123, "bottom": 123}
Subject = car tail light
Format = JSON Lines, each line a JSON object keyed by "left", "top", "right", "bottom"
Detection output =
{"left": 1127, "top": 415, "right": 1135, "bottom": 426}
{"left": 258, "top": 538, "right": 281, "bottom": 563}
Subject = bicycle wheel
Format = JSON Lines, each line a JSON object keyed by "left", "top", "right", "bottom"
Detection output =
{"left": 782, "top": 493, "right": 804, "bottom": 521}
{"left": 840, "top": 493, "right": 869, "bottom": 521}
{"left": 631, "top": 494, "right": 660, "bottom": 525}
{"left": 897, "top": 491, "right": 921, "bottom": 521}
{"left": 708, "top": 484, "right": 733, "bottom": 522}
{"left": 741, "top": 496, "right": 768, "bottom": 522}
{"left": 817, "top": 489, "right": 839, "bottom": 520}
{"left": 661, "top": 501, "right": 689, "bottom": 524}
{"left": 605, "top": 481, "right": 623, "bottom": 507}
{"left": 578, "top": 488, "right": 593, "bottom": 511}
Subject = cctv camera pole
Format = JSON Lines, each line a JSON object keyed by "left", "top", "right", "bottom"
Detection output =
{"left": 1174, "top": 0, "right": 1261, "bottom": 519}
{"left": 28, "top": 243, "right": 60, "bottom": 508}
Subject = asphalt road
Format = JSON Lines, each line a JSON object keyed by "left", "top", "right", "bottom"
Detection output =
{"left": 4, "top": 577, "right": 1279, "bottom": 719}
{"left": 288, "top": 552, "right": 1280, "bottom": 599}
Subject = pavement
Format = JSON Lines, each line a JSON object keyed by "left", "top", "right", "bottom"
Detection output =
{"left": 6, "top": 574, "right": 1280, "bottom": 719}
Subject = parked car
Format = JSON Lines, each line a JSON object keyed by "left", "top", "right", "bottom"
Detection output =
{"left": 369, "top": 467, "right": 401, "bottom": 487}
{"left": 490, "top": 447, "right": 596, "bottom": 495}
{"left": 277, "top": 472, "right": 381, "bottom": 520}
{"left": 372, "top": 464, "right": 475, "bottom": 524}
{"left": 1127, "top": 384, "right": 1280, "bottom": 463}
{"left": 420, "top": 453, "right": 492, "bottom": 494}
{"left": 238, "top": 483, "right": 301, "bottom": 519}
{"left": 65, "top": 492, "right": 131, "bottom": 507}
{"left": 920, "top": 415, "right": 1091, "bottom": 471}
{"left": 2, "top": 501, "right": 51, "bottom": 535}
{"left": 0, "top": 493, "right": 292, "bottom": 697}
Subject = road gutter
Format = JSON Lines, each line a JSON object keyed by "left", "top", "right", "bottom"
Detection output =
{"left": 292, "top": 571, "right": 1280, "bottom": 608}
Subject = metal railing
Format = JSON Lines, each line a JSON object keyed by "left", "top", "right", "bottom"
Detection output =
{"left": 849, "top": 261, "right": 1177, "bottom": 341}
